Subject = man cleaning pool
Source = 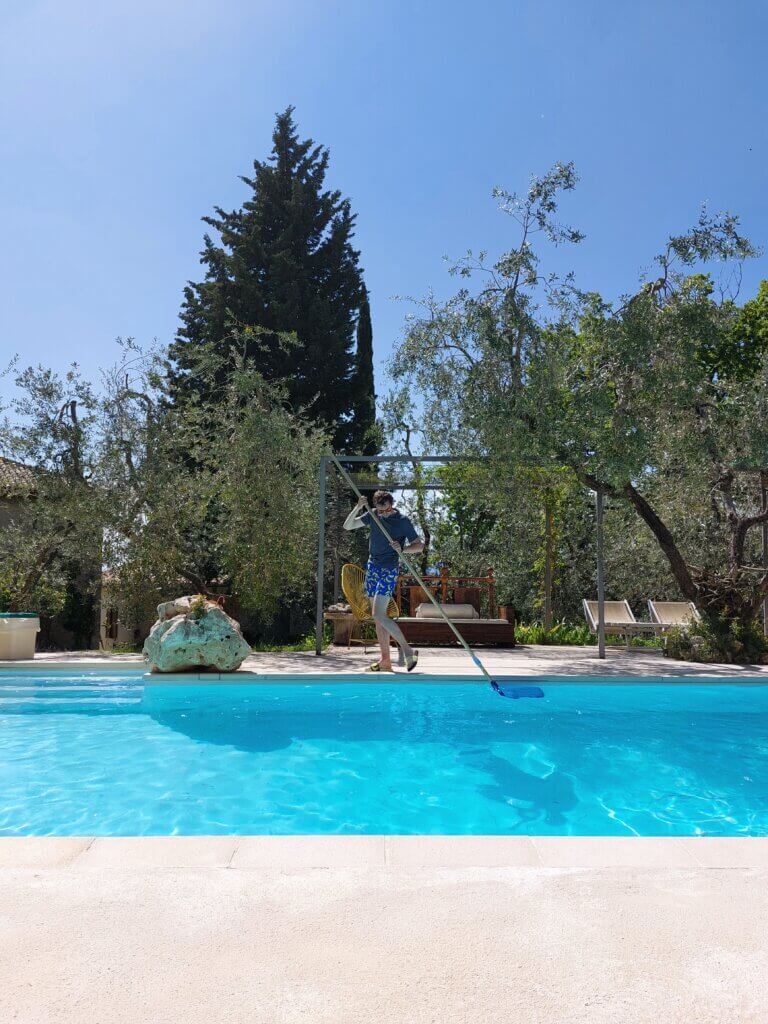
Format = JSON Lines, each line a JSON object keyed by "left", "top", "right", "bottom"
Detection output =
{"left": 343, "top": 490, "right": 424, "bottom": 672}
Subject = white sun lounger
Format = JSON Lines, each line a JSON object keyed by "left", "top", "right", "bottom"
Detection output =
{"left": 647, "top": 600, "right": 700, "bottom": 632}
{"left": 582, "top": 599, "right": 657, "bottom": 646}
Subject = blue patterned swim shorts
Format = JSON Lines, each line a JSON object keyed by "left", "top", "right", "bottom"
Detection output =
{"left": 364, "top": 560, "right": 399, "bottom": 598}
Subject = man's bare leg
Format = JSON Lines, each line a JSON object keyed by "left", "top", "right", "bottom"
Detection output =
{"left": 373, "top": 618, "right": 394, "bottom": 670}
{"left": 371, "top": 595, "right": 414, "bottom": 667}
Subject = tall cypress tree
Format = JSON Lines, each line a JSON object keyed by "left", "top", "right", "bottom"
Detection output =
{"left": 167, "top": 107, "right": 374, "bottom": 450}
{"left": 351, "top": 286, "right": 378, "bottom": 454}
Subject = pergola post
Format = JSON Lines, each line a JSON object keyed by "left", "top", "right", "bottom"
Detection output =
{"left": 315, "top": 456, "right": 328, "bottom": 655}
{"left": 595, "top": 488, "right": 606, "bottom": 659}
{"left": 544, "top": 498, "right": 553, "bottom": 631}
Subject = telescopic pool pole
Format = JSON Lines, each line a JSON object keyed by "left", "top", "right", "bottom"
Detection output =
{"left": 595, "top": 488, "right": 606, "bottom": 659}
{"left": 330, "top": 455, "right": 524, "bottom": 697}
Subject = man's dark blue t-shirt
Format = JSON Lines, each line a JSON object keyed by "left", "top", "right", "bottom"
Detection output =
{"left": 361, "top": 510, "right": 419, "bottom": 570}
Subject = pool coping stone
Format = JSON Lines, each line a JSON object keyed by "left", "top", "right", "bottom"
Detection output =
{"left": 2, "top": 644, "right": 768, "bottom": 680}
{"left": 2, "top": 664, "right": 768, "bottom": 685}
{"left": 2, "top": 835, "right": 768, "bottom": 870}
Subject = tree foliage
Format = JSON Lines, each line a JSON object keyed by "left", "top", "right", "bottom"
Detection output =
{"left": 389, "top": 167, "right": 768, "bottom": 658}
{"left": 167, "top": 107, "right": 373, "bottom": 452}
{"left": 351, "top": 285, "right": 378, "bottom": 455}
{"left": 0, "top": 365, "right": 103, "bottom": 640}
{"left": 1, "top": 338, "right": 327, "bottom": 641}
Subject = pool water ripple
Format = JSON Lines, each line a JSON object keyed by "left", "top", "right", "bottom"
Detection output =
{"left": 1, "top": 674, "right": 767, "bottom": 836}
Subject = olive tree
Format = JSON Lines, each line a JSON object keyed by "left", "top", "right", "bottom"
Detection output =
{"left": 390, "top": 165, "right": 768, "bottom": 659}
{"left": 101, "top": 334, "right": 328, "bottom": 631}
{"left": 0, "top": 364, "right": 103, "bottom": 643}
{"left": 2, "top": 333, "right": 328, "bottom": 643}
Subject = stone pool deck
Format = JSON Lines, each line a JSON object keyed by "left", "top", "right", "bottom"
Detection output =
{"left": 1, "top": 836, "right": 767, "bottom": 1023}
{"left": 13, "top": 641, "right": 768, "bottom": 677}
{"left": 2, "top": 646, "right": 768, "bottom": 1021}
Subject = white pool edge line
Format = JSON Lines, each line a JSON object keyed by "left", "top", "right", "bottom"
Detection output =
{"left": 1, "top": 835, "right": 768, "bottom": 870}
{"left": 2, "top": 664, "right": 768, "bottom": 685}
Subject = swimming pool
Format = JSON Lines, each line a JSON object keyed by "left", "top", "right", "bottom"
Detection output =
{"left": 1, "top": 671, "right": 767, "bottom": 836}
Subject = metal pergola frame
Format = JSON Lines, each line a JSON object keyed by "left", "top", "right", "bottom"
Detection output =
{"left": 315, "top": 454, "right": 608, "bottom": 657}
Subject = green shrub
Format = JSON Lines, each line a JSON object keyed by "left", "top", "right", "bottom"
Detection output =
{"left": 665, "top": 615, "right": 768, "bottom": 664}
{"left": 515, "top": 620, "right": 663, "bottom": 648}
{"left": 515, "top": 621, "right": 591, "bottom": 646}
{"left": 0, "top": 564, "right": 66, "bottom": 617}
{"left": 250, "top": 625, "right": 332, "bottom": 653}
{"left": 188, "top": 594, "right": 208, "bottom": 620}
{"left": 110, "top": 641, "right": 143, "bottom": 654}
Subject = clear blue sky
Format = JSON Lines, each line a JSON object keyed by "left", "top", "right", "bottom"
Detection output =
{"left": 1, "top": 0, "right": 766, "bottom": 408}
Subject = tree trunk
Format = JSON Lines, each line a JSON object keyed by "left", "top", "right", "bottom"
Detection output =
{"left": 543, "top": 497, "right": 554, "bottom": 631}
{"left": 604, "top": 480, "right": 767, "bottom": 661}
{"left": 419, "top": 523, "right": 431, "bottom": 576}
{"left": 622, "top": 483, "right": 698, "bottom": 600}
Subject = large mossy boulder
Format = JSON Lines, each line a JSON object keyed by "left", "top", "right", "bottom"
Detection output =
{"left": 143, "top": 595, "right": 251, "bottom": 673}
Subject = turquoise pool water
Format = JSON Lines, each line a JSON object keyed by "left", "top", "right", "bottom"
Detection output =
{"left": 1, "top": 672, "right": 767, "bottom": 836}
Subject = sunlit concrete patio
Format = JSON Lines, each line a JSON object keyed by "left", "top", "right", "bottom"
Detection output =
{"left": 1, "top": 836, "right": 768, "bottom": 1024}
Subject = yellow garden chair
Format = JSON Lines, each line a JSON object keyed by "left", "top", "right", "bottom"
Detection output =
{"left": 340, "top": 563, "right": 400, "bottom": 652}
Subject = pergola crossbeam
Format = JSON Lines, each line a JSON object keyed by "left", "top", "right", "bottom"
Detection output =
{"left": 349, "top": 480, "right": 480, "bottom": 491}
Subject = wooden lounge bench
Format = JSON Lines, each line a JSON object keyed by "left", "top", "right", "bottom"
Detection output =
{"left": 397, "top": 605, "right": 515, "bottom": 647}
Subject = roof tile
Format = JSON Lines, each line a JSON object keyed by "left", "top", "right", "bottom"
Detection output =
{"left": 0, "top": 456, "right": 37, "bottom": 498}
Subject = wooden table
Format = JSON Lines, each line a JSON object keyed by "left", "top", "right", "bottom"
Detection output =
{"left": 323, "top": 610, "right": 354, "bottom": 646}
